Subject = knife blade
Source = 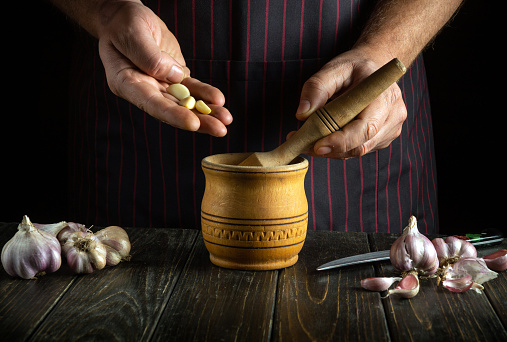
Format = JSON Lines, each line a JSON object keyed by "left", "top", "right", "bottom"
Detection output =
{"left": 316, "top": 232, "right": 504, "bottom": 271}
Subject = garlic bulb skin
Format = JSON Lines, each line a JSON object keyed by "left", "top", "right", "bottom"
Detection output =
{"left": 94, "top": 226, "right": 131, "bottom": 266}
{"left": 1, "top": 215, "right": 62, "bottom": 279}
{"left": 63, "top": 231, "right": 107, "bottom": 274}
{"left": 390, "top": 216, "right": 438, "bottom": 275}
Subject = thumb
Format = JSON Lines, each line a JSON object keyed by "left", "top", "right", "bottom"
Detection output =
{"left": 296, "top": 62, "right": 352, "bottom": 120}
{"left": 125, "top": 31, "right": 187, "bottom": 84}
{"left": 295, "top": 71, "right": 335, "bottom": 121}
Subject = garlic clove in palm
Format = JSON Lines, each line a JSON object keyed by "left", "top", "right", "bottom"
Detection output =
{"left": 389, "top": 216, "right": 439, "bottom": 276}
{"left": 1, "top": 215, "right": 62, "bottom": 279}
{"left": 94, "top": 226, "right": 131, "bottom": 266}
{"left": 388, "top": 273, "right": 420, "bottom": 298}
{"left": 482, "top": 249, "right": 507, "bottom": 272}
{"left": 361, "top": 277, "right": 402, "bottom": 292}
{"left": 62, "top": 231, "right": 107, "bottom": 274}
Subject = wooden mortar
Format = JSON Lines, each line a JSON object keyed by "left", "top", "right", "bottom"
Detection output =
{"left": 201, "top": 153, "right": 308, "bottom": 270}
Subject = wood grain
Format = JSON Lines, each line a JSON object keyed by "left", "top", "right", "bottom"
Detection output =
{"left": 151, "top": 235, "right": 278, "bottom": 341}
{"left": 28, "top": 228, "right": 198, "bottom": 341}
{"left": 273, "top": 231, "right": 390, "bottom": 341}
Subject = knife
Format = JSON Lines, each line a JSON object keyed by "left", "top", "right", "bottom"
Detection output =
{"left": 316, "top": 231, "right": 504, "bottom": 271}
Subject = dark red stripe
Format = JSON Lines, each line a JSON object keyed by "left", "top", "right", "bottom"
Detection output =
{"left": 129, "top": 104, "right": 138, "bottom": 227}
{"left": 327, "top": 159, "right": 333, "bottom": 230}
{"left": 343, "top": 160, "right": 348, "bottom": 231}
{"left": 158, "top": 122, "right": 167, "bottom": 227}
{"left": 359, "top": 156, "right": 364, "bottom": 232}
{"left": 143, "top": 114, "right": 152, "bottom": 227}
{"left": 385, "top": 144, "right": 392, "bottom": 233}
{"left": 115, "top": 97, "right": 124, "bottom": 227}
{"left": 104, "top": 75, "right": 111, "bottom": 225}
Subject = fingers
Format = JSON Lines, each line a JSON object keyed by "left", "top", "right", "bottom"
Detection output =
{"left": 312, "top": 85, "right": 406, "bottom": 159}
{"left": 288, "top": 83, "right": 406, "bottom": 160}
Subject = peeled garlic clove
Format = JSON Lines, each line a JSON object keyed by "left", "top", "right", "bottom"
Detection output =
{"left": 361, "top": 277, "right": 402, "bottom": 292}
{"left": 390, "top": 216, "right": 439, "bottom": 275}
{"left": 388, "top": 273, "right": 420, "bottom": 298}
{"left": 167, "top": 83, "right": 190, "bottom": 101}
{"left": 442, "top": 274, "right": 474, "bottom": 293}
{"left": 94, "top": 226, "right": 131, "bottom": 266}
{"left": 63, "top": 231, "right": 107, "bottom": 274}
{"left": 1, "top": 215, "right": 62, "bottom": 279}
{"left": 482, "top": 249, "right": 507, "bottom": 272}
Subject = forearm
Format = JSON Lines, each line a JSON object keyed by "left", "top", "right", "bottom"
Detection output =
{"left": 48, "top": 0, "right": 141, "bottom": 38}
{"left": 355, "top": 0, "right": 464, "bottom": 66}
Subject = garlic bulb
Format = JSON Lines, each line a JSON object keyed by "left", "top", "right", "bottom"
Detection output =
{"left": 1, "top": 215, "right": 62, "bottom": 279}
{"left": 431, "top": 236, "right": 477, "bottom": 267}
{"left": 389, "top": 216, "right": 438, "bottom": 276}
{"left": 94, "top": 226, "right": 131, "bottom": 266}
{"left": 62, "top": 231, "right": 107, "bottom": 274}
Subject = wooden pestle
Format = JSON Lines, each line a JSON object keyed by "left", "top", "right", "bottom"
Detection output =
{"left": 238, "top": 58, "right": 406, "bottom": 167}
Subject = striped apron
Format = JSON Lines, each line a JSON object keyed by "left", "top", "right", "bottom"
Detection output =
{"left": 67, "top": 0, "right": 438, "bottom": 234}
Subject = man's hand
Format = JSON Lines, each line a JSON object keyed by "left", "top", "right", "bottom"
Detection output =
{"left": 96, "top": 0, "right": 232, "bottom": 136}
{"left": 291, "top": 49, "right": 406, "bottom": 159}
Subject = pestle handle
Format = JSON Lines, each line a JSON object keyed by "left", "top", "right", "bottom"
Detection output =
{"left": 271, "top": 58, "right": 406, "bottom": 165}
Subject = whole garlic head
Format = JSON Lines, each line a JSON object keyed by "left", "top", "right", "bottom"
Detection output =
{"left": 390, "top": 216, "right": 439, "bottom": 276}
{"left": 1, "top": 215, "right": 62, "bottom": 279}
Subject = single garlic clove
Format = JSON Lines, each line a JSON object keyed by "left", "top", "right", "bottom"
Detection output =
{"left": 482, "top": 249, "right": 507, "bottom": 272}
{"left": 390, "top": 216, "right": 439, "bottom": 276}
{"left": 179, "top": 96, "right": 196, "bottom": 110}
{"left": 167, "top": 83, "right": 190, "bottom": 101}
{"left": 361, "top": 277, "right": 402, "bottom": 292}
{"left": 442, "top": 274, "right": 474, "bottom": 293}
{"left": 431, "top": 237, "right": 450, "bottom": 265}
{"left": 94, "top": 226, "right": 131, "bottom": 266}
{"left": 195, "top": 100, "right": 212, "bottom": 114}
{"left": 1, "top": 215, "right": 62, "bottom": 279}
{"left": 388, "top": 273, "right": 420, "bottom": 299}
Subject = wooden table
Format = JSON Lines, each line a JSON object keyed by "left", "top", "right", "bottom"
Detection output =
{"left": 1, "top": 222, "right": 506, "bottom": 341}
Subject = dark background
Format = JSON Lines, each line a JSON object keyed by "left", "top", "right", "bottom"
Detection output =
{"left": 3, "top": 1, "right": 501, "bottom": 235}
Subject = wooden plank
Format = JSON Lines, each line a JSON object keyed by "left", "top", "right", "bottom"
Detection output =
{"left": 151, "top": 234, "right": 278, "bottom": 342}
{"left": 273, "top": 231, "right": 390, "bottom": 341}
{"left": 29, "top": 228, "right": 198, "bottom": 341}
{"left": 0, "top": 223, "right": 77, "bottom": 341}
{"left": 369, "top": 233, "right": 507, "bottom": 342}
{"left": 478, "top": 239, "right": 507, "bottom": 328}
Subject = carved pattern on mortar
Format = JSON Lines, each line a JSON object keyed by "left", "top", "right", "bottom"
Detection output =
{"left": 201, "top": 223, "right": 306, "bottom": 242}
